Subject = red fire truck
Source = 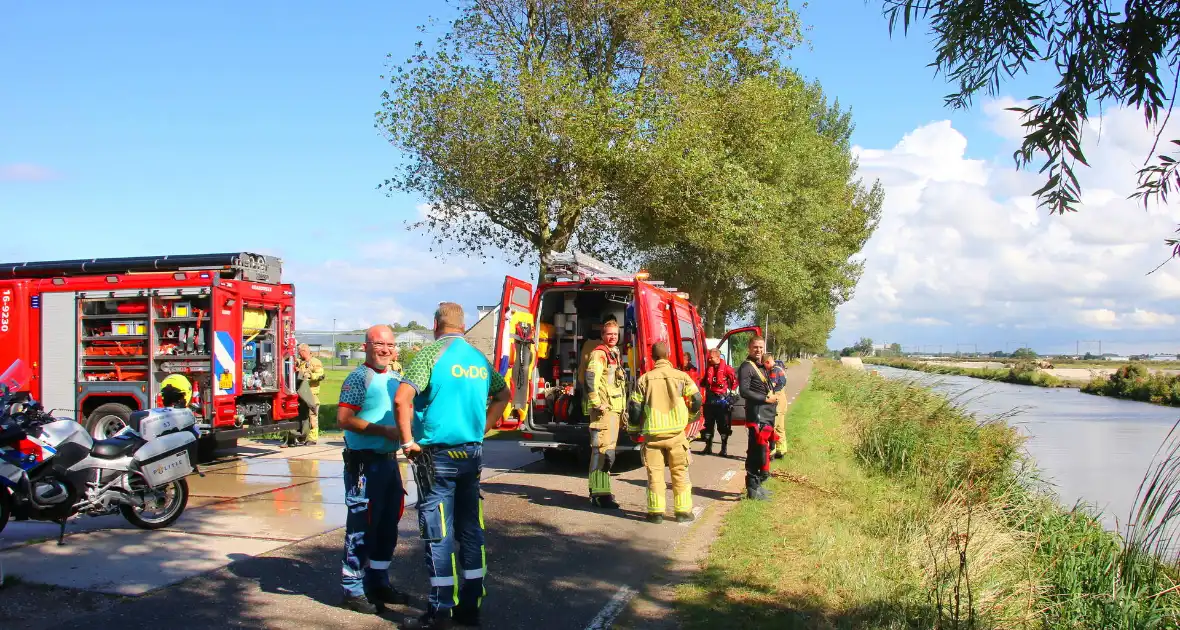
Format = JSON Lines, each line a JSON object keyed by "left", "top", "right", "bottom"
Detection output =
{"left": 0, "top": 253, "right": 303, "bottom": 458}
{"left": 485, "top": 252, "right": 759, "bottom": 461}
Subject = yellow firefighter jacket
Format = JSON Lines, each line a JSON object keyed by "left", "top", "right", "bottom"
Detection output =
{"left": 296, "top": 356, "right": 326, "bottom": 398}
{"left": 584, "top": 344, "right": 625, "bottom": 414}
{"left": 629, "top": 359, "right": 701, "bottom": 435}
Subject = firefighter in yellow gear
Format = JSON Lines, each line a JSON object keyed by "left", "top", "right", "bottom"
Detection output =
{"left": 583, "top": 319, "right": 626, "bottom": 509}
{"left": 628, "top": 341, "right": 703, "bottom": 524}
{"left": 293, "top": 343, "right": 325, "bottom": 445}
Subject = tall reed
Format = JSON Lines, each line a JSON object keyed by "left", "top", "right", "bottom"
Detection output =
{"left": 814, "top": 361, "right": 1180, "bottom": 628}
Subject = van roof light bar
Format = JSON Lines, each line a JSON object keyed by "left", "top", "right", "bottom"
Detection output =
{"left": 542, "top": 251, "right": 634, "bottom": 282}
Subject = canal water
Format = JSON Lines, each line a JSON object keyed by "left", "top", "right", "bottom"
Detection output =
{"left": 871, "top": 365, "right": 1180, "bottom": 532}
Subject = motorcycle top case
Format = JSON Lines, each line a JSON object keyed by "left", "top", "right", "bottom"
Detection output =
{"left": 133, "top": 431, "right": 197, "bottom": 487}
{"left": 135, "top": 407, "right": 197, "bottom": 440}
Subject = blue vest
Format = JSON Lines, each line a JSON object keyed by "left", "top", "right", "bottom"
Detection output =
{"left": 413, "top": 337, "right": 497, "bottom": 447}
{"left": 340, "top": 364, "right": 402, "bottom": 453}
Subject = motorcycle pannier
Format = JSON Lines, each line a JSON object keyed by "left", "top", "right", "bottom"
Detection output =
{"left": 135, "top": 407, "right": 197, "bottom": 440}
{"left": 134, "top": 431, "right": 197, "bottom": 487}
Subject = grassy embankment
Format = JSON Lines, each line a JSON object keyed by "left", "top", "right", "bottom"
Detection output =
{"left": 677, "top": 361, "right": 1180, "bottom": 629}
{"left": 864, "top": 356, "right": 1069, "bottom": 388}
{"left": 1081, "top": 363, "right": 1180, "bottom": 407}
{"left": 867, "top": 356, "right": 1180, "bottom": 408}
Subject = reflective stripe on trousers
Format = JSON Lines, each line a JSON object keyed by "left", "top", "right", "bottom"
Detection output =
{"left": 642, "top": 431, "right": 693, "bottom": 515}
{"left": 341, "top": 454, "right": 406, "bottom": 598}
{"left": 417, "top": 443, "right": 487, "bottom": 615}
{"left": 588, "top": 409, "right": 620, "bottom": 496}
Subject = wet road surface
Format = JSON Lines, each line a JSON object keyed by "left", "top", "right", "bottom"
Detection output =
{"left": 9, "top": 362, "right": 811, "bottom": 630}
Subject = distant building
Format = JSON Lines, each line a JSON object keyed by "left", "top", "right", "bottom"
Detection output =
{"left": 396, "top": 330, "right": 434, "bottom": 347}
{"left": 293, "top": 331, "right": 365, "bottom": 355}
{"left": 466, "top": 306, "right": 500, "bottom": 362}
{"left": 293, "top": 328, "right": 435, "bottom": 355}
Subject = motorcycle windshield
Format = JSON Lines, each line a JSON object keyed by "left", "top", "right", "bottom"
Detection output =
{"left": 0, "top": 359, "right": 33, "bottom": 397}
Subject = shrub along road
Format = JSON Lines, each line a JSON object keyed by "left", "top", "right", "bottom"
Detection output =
{"left": 18, "top": 361, "right": 812, "bottom": 630}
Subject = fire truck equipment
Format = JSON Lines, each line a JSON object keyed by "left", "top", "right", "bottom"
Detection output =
{"left": 537, "top": 322, "right": 555, "bottom": 359}
{"left": 112, "top": 321, "right": 146, "bottom": 336}
{"left": 0, "top": 252, "right": 301, "bottom": 460}
{"left": 242, "top": 308, "right": 268, "bottom": 340}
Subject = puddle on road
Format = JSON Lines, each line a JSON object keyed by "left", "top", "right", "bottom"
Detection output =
{"left": 188, "top": 473, "right": 305, "bottom": 498}
{"left": 205, "top": 457, "right": 344, "bottom": 478}
{"left": 177, "top": 483, "right": 349, "bottom": 540}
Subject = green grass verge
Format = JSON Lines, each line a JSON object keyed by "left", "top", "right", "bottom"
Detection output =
{"left": 677, "top": 386, "right": 944, "bottom": 628}
{"left": 678, "top": 362, "right": 1180, "bottom": 629}
{"left": 865, "top": 357, "right": 1072, "bottom": 388}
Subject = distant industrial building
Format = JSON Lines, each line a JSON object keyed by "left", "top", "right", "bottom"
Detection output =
{"left": 294, "top": 329, "right": 435, "bottom": 355}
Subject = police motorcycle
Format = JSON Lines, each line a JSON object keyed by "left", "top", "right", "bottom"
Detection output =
{"left": 0, "top": 359, "right": 199, "bottom": 543}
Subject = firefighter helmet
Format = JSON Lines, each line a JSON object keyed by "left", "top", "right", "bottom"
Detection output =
{"left": 159, "top": 373, "right": 192, "bottom": 407}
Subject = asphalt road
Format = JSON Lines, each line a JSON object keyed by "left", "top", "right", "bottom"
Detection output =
{"left": 39, "top": 361, "right": 812, "bottom": 630}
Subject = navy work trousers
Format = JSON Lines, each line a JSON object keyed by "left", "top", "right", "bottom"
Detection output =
{"left": 416, "top": 443, "right": 487, "bottom": 616}
{"left": 342, "top": 451, "right": 405, "bottom": 598}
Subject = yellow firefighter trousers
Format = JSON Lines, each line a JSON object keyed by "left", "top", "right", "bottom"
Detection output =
{"left": 589, "top": 410, "right": 621, "bottom": 496}
{"left": 773, "top": 395, "right": 788, "bottom": 455}
{"left": 642, "top": 431, "right": 692, "bottom": 515}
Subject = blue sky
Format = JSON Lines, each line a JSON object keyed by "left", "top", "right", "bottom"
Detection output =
{"left": 3, "top": 2, "right": 1176, "bottom": 355}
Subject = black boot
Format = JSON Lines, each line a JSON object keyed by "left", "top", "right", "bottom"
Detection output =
{"left": 591, "top": 495, "right": 621, "bottom": 509}
{"left": 702, "top": 433, "right": 714, "bottom": 455}
{"left": 339, "top": 593, "right": 379, "bottom": 614}
{"left": 745, "top": 474, "right": 770, "bottom": 501}
{"left": 367, "top": 583, "right": 411, "bottom": 606}
{"left": 452, "top": 604, "right": 481, "bottom": 627}
{"left": 719, "top": 436, "right": 728, "bottom": 458}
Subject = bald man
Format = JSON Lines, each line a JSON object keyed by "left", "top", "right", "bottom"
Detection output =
{"left": 334, "top": 324, "right": 412, "bottom": 614}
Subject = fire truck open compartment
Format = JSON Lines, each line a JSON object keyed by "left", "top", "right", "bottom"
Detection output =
{"left": 529, "top": 286, "right": 633, "bottom": 428}
{"left": 76, "top": 290, "right": 217, "bottom": 425}
{"left": 0, "top": 253, "right": 303, "bottom": 456}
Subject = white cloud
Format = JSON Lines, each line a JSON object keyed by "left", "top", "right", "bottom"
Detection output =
{"left": 289, "top": 236, "right": 529, "bottom": 332}
{"left": 910, "top": 317, "right": 951, "bottom": 326}
{"left": 834, "top": 100, "right": 1180, "bottom": 352}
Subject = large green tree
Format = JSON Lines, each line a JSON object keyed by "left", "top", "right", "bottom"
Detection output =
{"left": 616, "top": 74, "right": 881, "bottom": 336}
{"left": 881, "top": 1, "right": 1180, "bottom": 254}
{"left": 378, "top": 0, "right": 802, "bottom": 274}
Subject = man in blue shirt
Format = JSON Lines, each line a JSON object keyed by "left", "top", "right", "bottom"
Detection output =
{"left": 334, "top": 324, "right": 412, "bottom": 614}
{"left": 395, "top": 302, "right": 510, "bottom": 630}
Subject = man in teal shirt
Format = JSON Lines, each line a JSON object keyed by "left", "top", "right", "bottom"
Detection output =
{"left": 395, "top": 302, "right": 510, "bottom": 630}
{"left": 334, "top": 324, "right": 412, "bottom": 614}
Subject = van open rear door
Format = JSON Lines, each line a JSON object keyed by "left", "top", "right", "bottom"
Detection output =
{"left": 713, "top": 325, "right": 763, "bottom": 426}
{"left": 492, "top": 276, "right": 535, "bottom": 430}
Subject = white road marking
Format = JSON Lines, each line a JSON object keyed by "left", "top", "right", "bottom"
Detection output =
{"left": 585, "top": 585, "right": 637, "bottom": 630}
{"left": 721, "top": 470, "right": 737, "bottom": 482}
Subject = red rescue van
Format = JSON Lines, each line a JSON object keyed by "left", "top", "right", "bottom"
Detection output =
{"left": 486, "top": 252, "right": 759, "bottom": 460}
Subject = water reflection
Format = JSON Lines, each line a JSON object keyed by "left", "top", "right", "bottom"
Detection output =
{"left": 872, "top": 365, "right": 1180, "bottom": 531}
